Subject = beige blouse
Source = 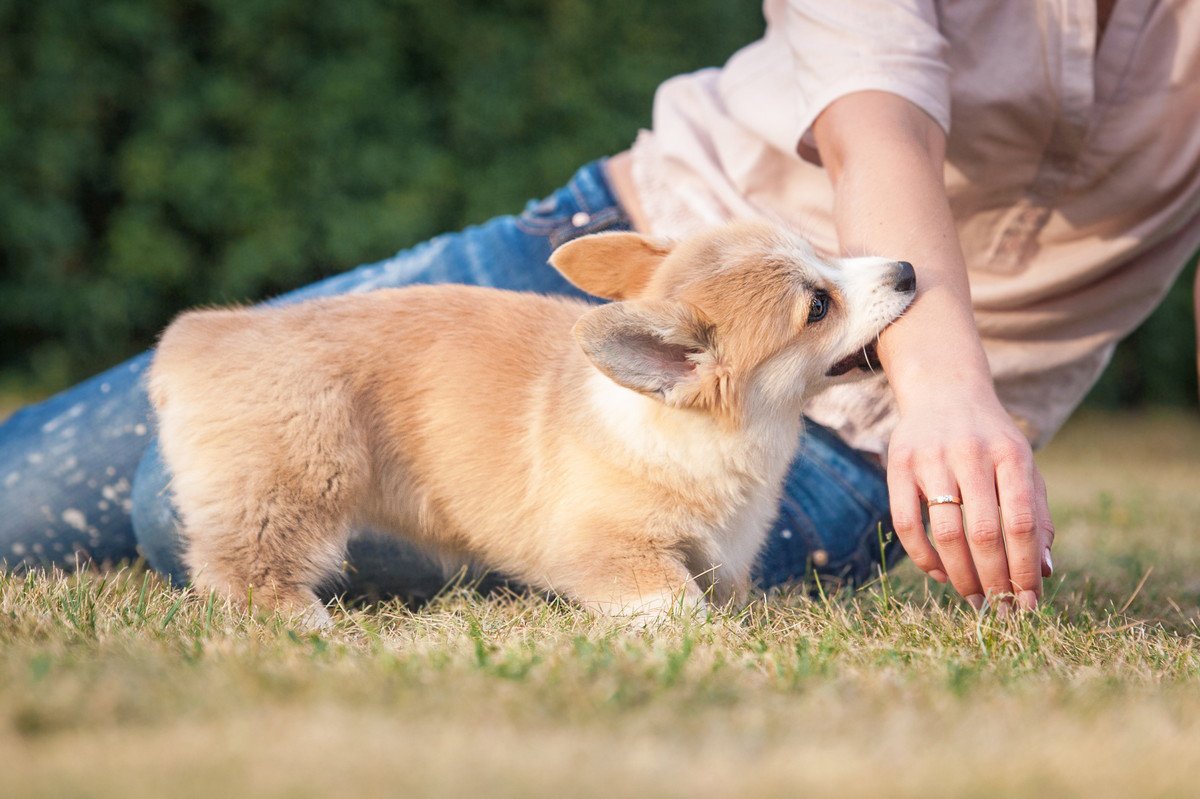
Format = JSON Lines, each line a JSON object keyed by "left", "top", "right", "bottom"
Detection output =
{"left": 629, "top": 0, "right": 1200, "bottom": 454}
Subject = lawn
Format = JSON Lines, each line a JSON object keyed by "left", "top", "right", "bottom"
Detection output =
{"left": 1, "top": 410, "right": 1198, "bottom": 798}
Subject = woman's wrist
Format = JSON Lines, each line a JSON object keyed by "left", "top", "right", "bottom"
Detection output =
{"left": 878, "top": 291, "right": 997, "bottom": 412}
{"left": 888, "top": 359, "right": 998, "bottom": 416}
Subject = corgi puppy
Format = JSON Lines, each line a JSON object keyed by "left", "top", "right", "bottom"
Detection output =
{"left": 148, "top": 221, "right": 915, "bottom": 626}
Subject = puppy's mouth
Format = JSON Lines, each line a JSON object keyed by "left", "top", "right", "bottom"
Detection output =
{"left": 826, "top": 341, "right": 881, "bottom": 377}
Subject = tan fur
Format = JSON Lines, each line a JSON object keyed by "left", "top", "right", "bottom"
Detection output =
{"left": 551, "top": 231, "right": 673, "bottom": 301}
{"left": 149, "top": 221, "right": 915, "bottom": 626}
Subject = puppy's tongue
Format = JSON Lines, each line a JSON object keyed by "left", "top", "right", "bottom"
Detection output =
{"left": 826, "top": 341, "right": 881, "bottom": 376}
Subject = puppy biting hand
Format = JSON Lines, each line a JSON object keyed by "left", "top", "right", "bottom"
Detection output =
{"left": 149, "top": 221, "right": 915, "bottom": 627}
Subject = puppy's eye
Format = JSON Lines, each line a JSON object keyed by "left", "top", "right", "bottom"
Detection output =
{"left": 807, "top": 291, "right": 830, "bottom": 323}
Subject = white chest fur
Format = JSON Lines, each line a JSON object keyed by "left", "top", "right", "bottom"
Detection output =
{"left": 583, "top": 371, "right": 801, "bottom": 574}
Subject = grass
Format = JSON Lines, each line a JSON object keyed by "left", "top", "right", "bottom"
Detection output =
{"left": 1, "top": 409, "right": 1198, "bottom": 798}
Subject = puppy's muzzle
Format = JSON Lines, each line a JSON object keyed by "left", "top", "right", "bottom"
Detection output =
{"left": 825, "top": 260, "right": 917, "bottom": 377}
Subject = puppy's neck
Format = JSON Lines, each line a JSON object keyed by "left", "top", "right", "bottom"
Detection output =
{"left": 580, "top": 370, "right": 802, "bottom": 486}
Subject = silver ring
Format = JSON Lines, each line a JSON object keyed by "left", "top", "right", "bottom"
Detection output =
{"left": 927, "top": 495, "right": 962, "bottom": 507}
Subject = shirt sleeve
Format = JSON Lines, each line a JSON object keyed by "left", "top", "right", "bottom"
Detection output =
{"left": 718, "top": 0, "right": 951, "bottom": 165}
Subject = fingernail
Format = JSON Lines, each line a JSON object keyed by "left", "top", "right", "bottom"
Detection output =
{"left": 1043, "top": 548, "right": 1054, "bottom": 574}
{"left": 930, "top": 569, "right": 949, "bottom": 583}
{"left": 966, "top": 593, "right": 984, "bottom": 611}
{"left": 995, "top": 598, "right": 1013, "bottom": 618}
{"left": 1019, "top": 590, "right": 1039, "bottom": 611}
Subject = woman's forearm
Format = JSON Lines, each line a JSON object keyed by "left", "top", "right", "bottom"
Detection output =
{"left": 814, "top": 92, "right": 992, "bottom": 402}
{"left": 812, "top": 90, "right": 1053, "bottom": 611}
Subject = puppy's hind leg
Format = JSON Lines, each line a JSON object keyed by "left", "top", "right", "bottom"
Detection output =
{"left": 171, "top": 418, "right": 370, "bottom": 629}
{"left": 181, "top": 480, "right": 355, "bottom": 629}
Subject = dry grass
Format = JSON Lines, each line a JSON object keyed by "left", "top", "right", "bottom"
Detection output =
{"left": 1, "top": 410, "right": 1198, "bottom": 798}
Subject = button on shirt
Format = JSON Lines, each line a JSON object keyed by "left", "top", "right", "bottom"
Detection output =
{"left": 629, "top": 0, "right": 1200, "bottom": 453}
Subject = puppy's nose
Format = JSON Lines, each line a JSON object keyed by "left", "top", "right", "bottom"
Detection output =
{"left": 893, "top": 261, "right": 916, "bottom": 293}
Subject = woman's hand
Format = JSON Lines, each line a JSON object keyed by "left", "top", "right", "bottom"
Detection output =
{"left": 813, "top": 90, "right": 1056, "bottom": 611}
{"left": 886, "top": 383, "right": 1055, "bottom": 611}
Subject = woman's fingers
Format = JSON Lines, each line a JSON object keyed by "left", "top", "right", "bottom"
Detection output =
{"left": 1034, "top": 470, "right": 1055, "bottom": 577}
{"left": 919, "top": 467, "right": 985, "bottom": 609}
{"left": 927, "top": 501, "right": 984, "bottom": 608}
{"left": 993, "top": 442, "right": 1044, "bottom": 610}
{"left": 886, "top": 456, "right": 947, "bottom": 582}
{"left": 957, "top": 461, "right": 1015, "bottom": 612}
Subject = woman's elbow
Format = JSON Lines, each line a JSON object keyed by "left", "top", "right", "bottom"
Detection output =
{"left": 811, "top": 91, "right": 946, "bottom": 183}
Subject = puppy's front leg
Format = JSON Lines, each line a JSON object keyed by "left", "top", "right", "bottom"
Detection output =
{"left": 558, "top": 539, "right": 706, "bottom": 624}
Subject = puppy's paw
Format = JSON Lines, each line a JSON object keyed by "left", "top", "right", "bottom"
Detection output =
{"left": 292, "top": 601, "right": 335, "bottom": 632}
{"left": 594, "top": 590, "right": 709, "bottom": 630}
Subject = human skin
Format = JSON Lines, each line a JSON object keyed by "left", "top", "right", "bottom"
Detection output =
{"left": 811, "top": 92, "right": 1054, "bottom": 613}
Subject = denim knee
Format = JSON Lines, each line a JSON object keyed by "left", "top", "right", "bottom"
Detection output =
{"left": 755, "top": 421, "right": 902, "bottom": 589}
{"left": 0, "top": 355, "right": 155, "bottom": 568}
{"left": 130, "top": 437, "right": 189, "bottom": 586}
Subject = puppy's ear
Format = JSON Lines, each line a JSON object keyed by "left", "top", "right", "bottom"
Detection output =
{"left": 573, "top": 301, "right": 718, "bottom": 406}
{"left": 550, "top": 232, "right": 673, "bottom": 300}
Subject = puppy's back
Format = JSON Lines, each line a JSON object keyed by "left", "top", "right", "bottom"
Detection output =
{"left": 149, "top": 285, "right": 597, "bottom": 583}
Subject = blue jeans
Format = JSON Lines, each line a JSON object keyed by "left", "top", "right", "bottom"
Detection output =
{"left": 0, "top": 160, "right": 898, "bottom": 598}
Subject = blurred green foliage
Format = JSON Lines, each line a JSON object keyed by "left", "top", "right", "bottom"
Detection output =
{"left": 0, "top": 0, "right": 1195, "bottom": 406}
{"left": 0, "top": 0, "right": 761, "bottom": 392}
{"left": 1086, "top": 255, "right": 1198, "bottom": 408}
